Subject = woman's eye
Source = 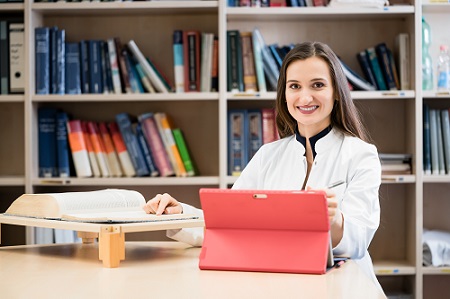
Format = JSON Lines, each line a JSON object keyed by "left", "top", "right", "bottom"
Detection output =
{"left": 289, "top": 83, "right": 300, "bottom": 89}
{"left": 313, "top": 82, "right": 325, "bottom": 88}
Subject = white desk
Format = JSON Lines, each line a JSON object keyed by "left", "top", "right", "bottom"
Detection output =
{"left": 0, "top": 242, "right": 386, "bottom": 299}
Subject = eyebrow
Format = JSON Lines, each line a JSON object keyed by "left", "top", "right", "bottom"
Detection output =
{"left": 286, "top": 78, "right": 327, "bottom": 83}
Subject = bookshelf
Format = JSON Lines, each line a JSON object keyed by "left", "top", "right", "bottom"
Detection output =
{"left": 0, "top": 0, "right": 448, "bottom": 297}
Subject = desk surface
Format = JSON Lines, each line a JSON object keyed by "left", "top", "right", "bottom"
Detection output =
{"left": 0, "top": 242, "right": 386, "bottom": 299}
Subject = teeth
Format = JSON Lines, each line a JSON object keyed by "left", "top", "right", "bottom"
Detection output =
{"left": 299, "top": 106, "right": 318, "bottom": 111}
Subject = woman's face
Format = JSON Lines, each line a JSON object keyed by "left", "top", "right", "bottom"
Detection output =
{"left": 285, "top": 56, "right": 335, "bottom": 137}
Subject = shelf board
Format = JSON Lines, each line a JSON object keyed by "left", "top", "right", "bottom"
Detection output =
{"left": 0, "top": 3, "right": 24, "bottom": 11}
{"left": 422, "top": 266, "right": 450, "bottom": 275}
{"left": 32, "top": 176, "right": 220, "bottom": 186}
{"left": 381, "top": 175, "right": 416, "bottom": 184}
{"left": 227, "top": 91, "right": 415, "bottom": 101}
{"left": 374, "top": 260, "right": 416, "bottom": 276}
{"left": 0, "top": 176, "right": 25, "bottom": 186}
{"left": 226, "top": 5, "right": 415, "bottom": 21}
{"left": 32, "top": 92, "right": 219, "bottom": 102}
{"left": 423, "top": 175, "right": 450, "bottom": 183}
{"left": 423, "top": 90, "right": 450, "bottom": 98}
{"left": 31, "top": 1, "right": 218, "bottom": 16}
{"left": 423, "top": 3, "right": 450, "bottom": 14}
{"left": 0, "top": 95, "right": 25, "bottom": 103}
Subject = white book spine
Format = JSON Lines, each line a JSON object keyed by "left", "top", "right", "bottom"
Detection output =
{"left": 9, "top": 23, "right": 25, "bottom": 93}
{"left": 127, "top": 40, "right": 168, "bottom": 93}
{"left": 107, "top": 38, "right": 123, "bottom": 94}
{"left": 72, "top": 151, "right": 92, "bottom": 177}
{"left": 117, "top": 151, "right": 136, "bottom": 177}
{"left": 106, "top": 152, "right": 123, "bottom": 177}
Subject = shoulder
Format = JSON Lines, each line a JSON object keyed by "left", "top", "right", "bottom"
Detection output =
{"left": 341, "top": 134, "right": 380, "bottom": 167}
{"left": 257, "top": 135, "right": 302, "bottom": 155}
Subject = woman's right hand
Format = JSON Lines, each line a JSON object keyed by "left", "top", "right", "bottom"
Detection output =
{"left": 142, "top": 193, "right": 183, "bottom": 215}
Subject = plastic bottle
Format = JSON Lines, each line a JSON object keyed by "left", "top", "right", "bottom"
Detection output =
{"left": 422, "top": 17, "right": 434, "bottom": 90}
{"left": 437, "top": 45, "right": 450, "bottom": 91}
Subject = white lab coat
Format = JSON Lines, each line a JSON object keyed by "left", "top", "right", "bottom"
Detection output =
{"left": 168, "top": 128, "right": 382, "bottom": 290}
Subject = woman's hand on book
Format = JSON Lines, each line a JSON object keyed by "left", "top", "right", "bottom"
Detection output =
{"left": 143, "top": 193, "right": 183, "bottom": 216}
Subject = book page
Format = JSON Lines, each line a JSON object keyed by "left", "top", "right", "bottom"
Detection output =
{"left": 61, "top": 209, "right": 198, "bottom": 223}
{"left": 51, "top": 189, "right": 146, "bottom": 215}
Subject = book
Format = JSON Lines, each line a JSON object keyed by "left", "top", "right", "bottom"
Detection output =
{"left": 35, "top": 27, "right": 50, "bottom": 95}
{"left": 172, "top": 128, "right": 196, "bottom": 176}
{"left": 226, "top": 30, "right": 244, "bottom": 92}
{"left": 429, "top": 109, "right": 439, "bottom": 175}
{"left": 240, "top": 31, "right": 258, "bottom": 93}
{"left": 115, "top": 113, "right": 150, "bottom": 177}
{"left": 252, "top": 28, "right": 278, "bottom": 91}
{"left": 55, "top": 28, "right": 66, "bottom": 94}
{"left": 64, "top": 42, "right": 81, "bottom": 94}
{"left": 134, "top": 122, "right": 160, "bottom": 177}
{"left": 87, "top": 121, "right": 111, "bottom": 177}
{"left": 252, "top": 29, "right": 266, "bottom": 93}
{"left": 81, "top": 121, "right": 101, "bottom": 177}
{"left": 365, "top": 47, "right": 387, "bottom": 91}
{"left": 211, "top": 36, "right": 219, "bottom": 92}
{"left": 38, "top": 107, "right": 58, "bottom": 178}
{"left": 49, "top": 26, "right": 58, "bottom": 94}
{"left": 56, "top": 111, "right": 71, "bottom": 178}
{"left": 154, "top": 112, "right": 187, "bottom": 177}
{"left": 173, "top": 30, "right": 185, "bottom": 93}
{"left": 99, "top": 122, "right": 123, "bottom": 177}
{"left": 107, "top": 37, "right": 123, "bottom": 94}
{"left": 79, "top": 40, "right": 90, "bottom": 93}
{"left": 108, "top": 122, "right": 136, "bottom": 177}
{"left": 127, "top": 40, "right": 169, "bottom": 93}
{"left": 114, "top": 37, "right": 132, "bottom": 94}
{"left": 395, "top": 33, "right": 410, "bottom": 90}
{"left": 228, "top": 109, "right": 248, "bottom": 176}
{"left": 0, "top": 20, "right": 9, "bottom": 94}
{"left": 440, "top": 109, "right": 450, "bottom": 174}
{"left": 339, "top": 59, "right": 376, "bottom": 91}
{"left": 436, "top": 111, "right": 446, "bottom": 175}
{"left": 356, "top": 50, "right": 377, "bottom": 90}
{"left": 67, "top": 120, "right": 93, "bottom": 177}
{"left": 8, "top": 22, "right": 25, "bottom": 94}
{"left": 247, "top": 109, "right": 263, "bottom": 161}
{"left": 138, "top": 112, "right": 175, "bottom": 177}
{"left": 375, "top": 43, "right": 398, "bottom": 91}
{"left": 88, "top": 40, "right": 103, "bottom": 94}
{"left": 4, "top": 189, "right": 198, "bottom": 223}
{"left": 423, "top": 104, "right": 432, "bottom": 175}
{"left": 200, "top": 32, "right": 214, "bottom": 92}
{"left": 182, "top": 31, "right": 201, "bottom": 92}
{"left": 261, "top": 108, "right": 278, "bottom": 144}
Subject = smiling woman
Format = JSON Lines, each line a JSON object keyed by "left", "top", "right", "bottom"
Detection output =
{"left": 143, "top": 41, "right": 383, "bottom": 294}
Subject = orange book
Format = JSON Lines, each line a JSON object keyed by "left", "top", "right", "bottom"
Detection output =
{"left": 154, "top": 112, "right": 187, "bottom": 177}
{"left": 81, "top": 121, "right": 101, "bottom": 177}
{"left": 66, "top": 120, "right": 92, "bottom": 177}
{"left": 108, "top": 122, "right": 136, "bottom": 177}
{"left": 99, "top": 122, "right": 123, "bottom": 177}
{"left": 86, "top": 121, "right": 111, "bottom": 177}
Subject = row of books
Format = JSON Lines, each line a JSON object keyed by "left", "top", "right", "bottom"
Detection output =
{"left": 228, "top": 108, "right": 279, "bottom": 176}
{"left": 38, "top": 107, "right": 196, "bottom": 179}
{"left": 423, "top": 105, "right": 450, "bottom": 176}
{"left": 356, "top": 35, "right": 410, "bottom": 91}
{"left": 172, "top": 30, "right": 219, "bottom": 93}
{"left": 35, "top": 26, "right": 175, "bottom": 95}
{"left": 228, "top": 0, "right": 329, "bottom": 6}
{"left": 0, "top": 18, "right": 24, "bottom": 95}
{"left": 227, "top": 28, "right": 284, "bottom": 93}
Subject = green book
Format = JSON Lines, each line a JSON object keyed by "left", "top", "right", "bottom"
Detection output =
{"left": 172, "top": 128, "right": 196, "bottom": 176}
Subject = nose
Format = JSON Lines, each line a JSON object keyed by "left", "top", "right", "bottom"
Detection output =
{"left": 298, "top": 89, "right": 313, "bottom": 104}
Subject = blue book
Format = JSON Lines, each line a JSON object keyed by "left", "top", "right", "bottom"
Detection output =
{"left": 56, "top": 111, "right": 70, "bottom": 177}
{"left": 115, "top": 113, "right": 150, "bottom": 177}
{"left": 135, "top": 122, "right": 160, "bottom": 177}
{"left": 55, "top": 29, "right": 65, "bottom": 94}
{"left": 226, "top": 30, "right": 244, "bottom": 92}
{"left": 88, "top": 40, "right": 103, "bottom": 94}
{"left": 79, "top": 40, "right": 90, "bottom": 93}
{"left": 357, "top": 50, "right": 378, "bottom": 90}
{"left": 49, "top": 26, "right": 58, "bottom": 94}
{"left": 173, "top": 30, "right": 184, "bottom": 93}
{"left": 0, "top": 21, "right": 8, "bottom": 94}
{"left": 375, "top": 43, "right": 398, "bottom": 91}
{"left": 65, "top": 42, "right": 81, "bottom": 94}
{"left": 365, "top": 47, "right": 387, "bottom": 91}
{"left": 227, "top": 109, "right": 248, "bottom": 176}
{"left": 38, "top": 107, "right": 58, "bottom": 177}
{"left": 268, "top": 44, "right": 283, "bottom": 69}
{"left": 35, "top": 27, "right": 50, "bottom": 95}
{"left": 124, "top": 50, "right": 143, "bottom": 93}
{"left": 101, "top": 40, "right": 114, "bottom": 93}
{"left": 423, "top": 104, "right": 431, "bottom": 175}
{"left": 247, "top": 109, "right": 263, "bottom": 162}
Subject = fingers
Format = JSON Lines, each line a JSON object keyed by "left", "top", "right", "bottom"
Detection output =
{"left": 142, "top": 193, "right": 181, "bottom": 216}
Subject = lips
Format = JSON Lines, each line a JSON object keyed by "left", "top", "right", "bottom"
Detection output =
{"left": 298, "top": 105, "right": 319, "bottom": 113}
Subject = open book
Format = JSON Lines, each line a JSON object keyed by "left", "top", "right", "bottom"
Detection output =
{"left": 4, "top": 189, "right": 198, "bottom": 223}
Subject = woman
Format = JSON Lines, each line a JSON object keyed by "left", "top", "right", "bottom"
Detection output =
{"left": 144, "top": 41, "right": 382, "bottom": 289}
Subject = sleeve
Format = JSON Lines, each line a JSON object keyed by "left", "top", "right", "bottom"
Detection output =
{"left": 166, "top": 202, "right": 204, "bottom": 247}
{"left": 333, "top": 143, "right": 381, "bottom": 259}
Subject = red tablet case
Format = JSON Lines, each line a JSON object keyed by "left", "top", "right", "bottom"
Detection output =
{"left": 198, "top": 188, "right": 331, "bottom": 274}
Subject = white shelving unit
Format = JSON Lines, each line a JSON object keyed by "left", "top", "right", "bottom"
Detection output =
{"left": 1, "top": 0, "right": 450, "bottom": 297}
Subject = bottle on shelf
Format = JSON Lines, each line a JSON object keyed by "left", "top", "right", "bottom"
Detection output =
{"left": 437, "top": 45, "right": 450, "bottom": 91}
{"left": 422, "top": 17, "right": 433, "bottom": 90}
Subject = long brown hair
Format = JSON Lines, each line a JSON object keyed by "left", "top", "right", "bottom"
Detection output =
{"left": 275, "top": 41, "right": 370, "bottom": 142}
